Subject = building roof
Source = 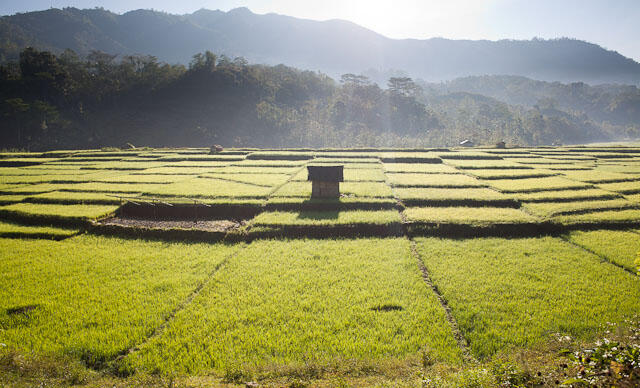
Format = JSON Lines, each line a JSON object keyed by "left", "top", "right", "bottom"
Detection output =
{"left": 307, "top": 165, "right": 344, "bottom": 182}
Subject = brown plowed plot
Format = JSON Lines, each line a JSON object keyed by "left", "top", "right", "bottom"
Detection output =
{"left": 101, "top": 217, "right": 243, "bottom": 232}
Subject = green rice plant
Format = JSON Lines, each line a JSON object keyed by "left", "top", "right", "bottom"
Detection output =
{"left": 92, "top": 174, "right": 194, "bottom": 184}
{"left": 78, "top": 161, "right": 167, "bottom": 170}
{"left": 438, "top": 151, "right": 502, "bottom": 160}
{"left": 387, "top": 173, "right": 485, "bottom": 187}
{"left": 24, "top": 191, "right": 131, "bottom": 205}
{"left": 559, "top": 170, "right": 640, "bottom": 183}
{"left": 597, "top": 181, "right": 640, "bottom": 194}
{"left": 143, "top": 178, "right": 273, "bottom": 198}
{"left": 444, "top": 159, "right": 529, "bottom": 169}
{"left": 0, "top": 203, "right": 118, "bottom": 221}
{"left": 0, "top": 236, "right": 241, "bottom": 368}
{"left": 231, "top": 159, "right": 307, "bottom": 167}
{"left": 404, "top": 207, "right": 536, "bottom": 224}
{"left": 251, "top": 210, "right": 402, "bottom": 226}
{"left": 61, "top": 182, "right": 165, "bottom": 194}
{"left": 246, "top": 151, "right": 314, "bottom": 160}
{"left": 414, "top": 236, "right": 640, "bottom": 359}
{"left": 487, "top": 177, "right": 592, "bottom": 193}
{"left": 314, "top": 152, "right": 380, "bottom": 159}
{"left": 0, "top": 194, "right": 28, "bottom": 205}
{"left": 467, "top": 169, "right": 557, "bottom": 180}
{"left": 626, "top": 193, "right": 640, "bottom": 203}
{"left": 0, "top": 167, "right": 83, "bottom": 176}
{"left": 567, "top": 230, "right": 640, "bottom": 272}
{"left": 552, "top": 209, "right": 640, "bottom": 224}
{"left": 382, "top": 163, "right": 461, "bottom": 174}
{"left": 204, "top": 166, "right": 301, "bottom": 175}
{"left": 518, "top": 164, "right": 594, "bottom": 171}
{"left": 159, "top": 161, "right": 232, "bottom": 167}
{"left": 523, "top": 199, "right": 638, "bottom": 217}
{"left": 0, "top": 158, "right": 61, "bottom": 164}
{"left": 272, "top": 181, "right": 394, "bottom": 197}
{"left": 125, "top": 239, "right": 462, "bottom": 373}
{"left": 0, "top": 183, "right": 65, "bottom": 194}
{"left": 131, "top": 167, "right": 217, "bottom": 175}
{"left": 596, "top": 165, "right": 640, "bottom": 174}
{"left": 378, "top": 152, "right": 441, "bottom": 163}
{"left": 0, "top": 220, "right": 78, "bottom": 238}
{"left": 311, "top": 157, "right": 380, "bottom": 164}
{"left": 292, "top": 168, "right": 386, "bottom": 182}
{"left": 394, "top": 187, "right": 510, "bottom": 202}
{"left": 508, "top": 158, "right": 572, "bottom": 165}
{"left": 512, "top": 188, "right": 622, "bottom": 202}
{"left": 198, "top": 173, "right": 292, "bottom": 187}
{"left": 1, "top": 172, "right": 119, "bottom": 185}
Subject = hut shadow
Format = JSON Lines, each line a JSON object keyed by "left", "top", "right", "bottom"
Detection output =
{"left": 297, "top": 199, "right": 341, "bottom": 219}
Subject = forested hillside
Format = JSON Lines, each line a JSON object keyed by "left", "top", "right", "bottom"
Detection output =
{"left": 0, "top": 48, "right": 637, "bottom": 150}
{"left": 1, "top": 7, "right": 639, "bottom": 84}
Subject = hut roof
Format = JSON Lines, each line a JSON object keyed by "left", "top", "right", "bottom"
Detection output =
{"left": 307, "top": 165, "right": 344, "bottom": 182}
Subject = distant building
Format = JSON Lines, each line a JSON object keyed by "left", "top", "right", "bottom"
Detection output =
{"left": 308, "top": 165, "right": 343, "bottom": 198}
{"left": 459, "top": 139, "right": 474, "bottom": 147}
{"left": 495, "top": 141, "right": 506, "bottom": 149}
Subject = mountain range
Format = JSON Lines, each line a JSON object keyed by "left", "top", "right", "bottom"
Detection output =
{"left": 1, "top": 6, "right": 639, "bottom": 85}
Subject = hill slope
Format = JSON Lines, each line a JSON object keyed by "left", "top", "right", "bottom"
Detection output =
{"left": 1, "top": 7, "right": 639, "bottom": 84}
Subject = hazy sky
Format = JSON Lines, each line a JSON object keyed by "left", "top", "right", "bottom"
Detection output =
{"left": 2, "top": 0, "right": 639, "bottom": 61}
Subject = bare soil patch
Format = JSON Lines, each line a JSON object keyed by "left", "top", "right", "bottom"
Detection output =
{"left": 101, "top": 217, "right": 244, "bottom": 232}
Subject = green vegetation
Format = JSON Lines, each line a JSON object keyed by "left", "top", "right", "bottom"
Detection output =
{"left": 523, "top": 199, "right": 638, "bottom": 217}
{"left": 597, "top": 181, "right": 640, "bottom": 194}
{"left": 24, "top": 191, "right": 129, "bottom": 205}
{"left": 0, "top": 236, "right": 240, "bottom": 368}
{"left": 387, "top": 173, "right": 485, "bottom": 187}
{"left": 511, "top": 188, "right": 621, "bottom": 202}
{"left": 0, "top": 203, "right": 118, "bottom": 222}
{"left": 553, "top": 209, "right": 640, "bottom": 224}
{"left": 293, "top": 167, "right": 386, "bottom": 182}
{"left": 199, "top": 173, "right": 292, "bottom": 187}
{"left": 274, "top": 181, "right": 394, "bottom": 197}
{"left": 414, "top": 237, "right": 640, "bottom": 359}
{"left": 251, "top": 210, "right": 402, "bottom": 226}
{"left": 125, "top": 239, "right": 462, "bottom": 374}
{"left": 383, "top": 163, "right": 461, "bottom": 173}
{"left": 143, "top": 178, "right": 273, "bottom": 198}
{"left": 487, "top": 176, "right": 592, "bottom": 193}
{"left": 404, "top": 207, "right": 536, "bottom": 224}
{"left": 0, "top": 220, "right": 78, "bottom": 238}
{"left": 567, "top": 230, "right": 640, "bottom": 272}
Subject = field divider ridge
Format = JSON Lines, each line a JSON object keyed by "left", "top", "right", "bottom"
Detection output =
{"left": 558, "top": 235, "right": 639, "bottom": 277}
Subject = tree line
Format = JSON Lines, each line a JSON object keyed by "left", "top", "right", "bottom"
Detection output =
{"left": 0, "top": 47, "right": 635, "bottom": 150}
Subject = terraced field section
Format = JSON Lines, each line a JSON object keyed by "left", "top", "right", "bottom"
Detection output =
{"left": 1, "top": 145, "right": 640, "bottom": 386}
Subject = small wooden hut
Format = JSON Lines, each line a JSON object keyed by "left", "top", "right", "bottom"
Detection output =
{"left": 307, "top": 165, "right": 343, "bottom": 198}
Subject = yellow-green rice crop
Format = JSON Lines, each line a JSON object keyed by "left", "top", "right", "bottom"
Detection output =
{"left": 511, "top": 188, "right": 622, "bottom": 202}
{"left": 125, "top": 239, "right": 462, "bottom": 373}
{"left": 559, "top": 170, "right": 640, "bottom": 183}
{"left": 444, "top": 159, "right": 529, "bottom": 169}
{"left": 0, "top": 220, "right": 78, "bottom": 238}
{"left": 467, "top": 169, "right": 557, "bottom": 180}
{"left": 597, "top": 181, "right": 640, "bottom": 194}
{"left": 382, "top": 163, "right": 461, "bottom": 174}
{"left": 487, "top": 177, "right": 592, "bottom": 193}
{"left": 552, "top": 209, "right": 640, "bottom": 224}
{"left": 404, "top": 207, "right": 537, "bottom": 224}
{"left": 199, "top": 173, "right": 292, "bottom": 187}
{"left": 0, "top": 203, "right": 118, "bottom": 221}
{"left": 143, "top": 178, "right": 273, "bottom": 198}
{"left": 25, "top": 191, "right": 132, "bottom": 205}
{"left": 93, "top": 174, "right": 194, "bottom": 184}
{"left": 394, "top": 187, "right": 509, "bottom": 202}
{"left": 387, "top": 173, "right": 485, "bottom": 187}
{"left": 0, "top": 236, "right": 241, "bottom": 367}
{"left": 567, "top": 230, "right": 640, "bottom": 272}
{"left": 523, "top": 199, "right": 638, "bottom": 217}
{"left": 414, "top": 236, "right": 640, "bottom": 359}
{"left": 251, "top": 210, "right": 402, "bottom": 226}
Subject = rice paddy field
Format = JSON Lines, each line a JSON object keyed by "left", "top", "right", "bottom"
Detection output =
{"left": 1, "top": 145, "right": 640, "bottom": 387}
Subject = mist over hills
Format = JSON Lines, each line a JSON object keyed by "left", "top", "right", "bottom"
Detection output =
{"left": 1, "top": 6, "right": 639, "bottom": 85}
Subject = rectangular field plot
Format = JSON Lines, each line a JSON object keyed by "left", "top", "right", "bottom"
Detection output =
{"left": 273, "top": 181, "right": 393, "bottom": 197}
{"left": 596, "top": 181, "right": 640, "bottom": 194}
{"left": 0, "top": 221, "right": 78, "bottom": 238}
{"left": 0, "top": 203, "right": 118, "bottom": 222}
{"left": 24, "top": 191, "right": 131, "bottom": 205}
{"left": 142, "top": 178, "right": 274, "bottom": 198}
{"left": 523, "top": 199, "right": 638, "bottom": 217}
{"left": 567, "top": 230, "right": 640, "bottom": 272}
{"left": 251, "top": 210, "right": 402, "bottom": 226}
{"left": 552, "top": 209, "right": 640, "bottom": 225}
{"left": 487, "top": 176, "right": 592, "bottom": 193}
{"left": 511, "top": 188, "right": 622, "bottom": 202}
{"left": 92, "top": 173, "right": 194, "bottom": 184}
{"left": 125, "top": 239, "right": 462, "bottom": 374}
{"left": 404, "top": 207, "right": 537, "bottom": 224}
{"left": 204, "top": 166, "right": 301, "bottom": 175}
{"left": 199, "top": 173, "right": 292, "bottom": 187}
{"left": 558, "top": 170, "right": 640, "bottom": 183}
{"left": 467, "top": 169, "right": 557, "bottom": 180}
{"left": 395, "top": 187, "right": 517, "bottom": 207}
{"left": 382, "top": 163, "right": 460, "bottom": 174}
{"left": 0, "top": 236, "right": 241, "bottom": 367}
{"left": 387, "top": 173, "right": 485, "bottom": 187}
{"left": 414, "top": 236, "right": 640, "bottom": 359}
{"left": 444, "top": 159, "right": 529, "bottom": 169}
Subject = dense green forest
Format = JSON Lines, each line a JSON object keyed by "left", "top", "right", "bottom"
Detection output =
{"left": 0, "top": 48, "right": 638, "bottom": 150}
